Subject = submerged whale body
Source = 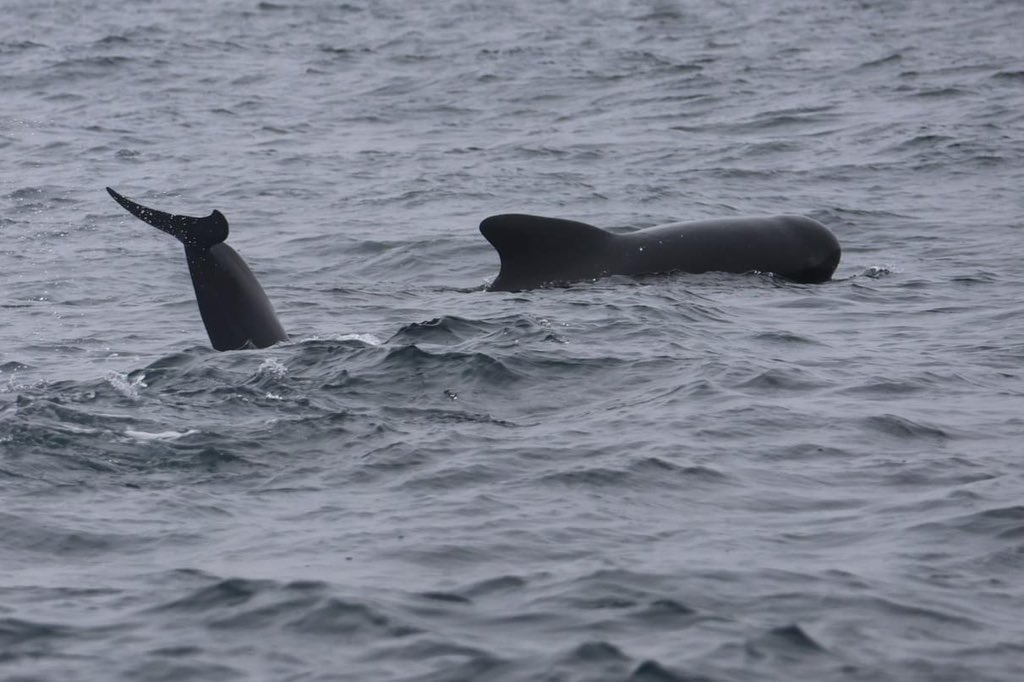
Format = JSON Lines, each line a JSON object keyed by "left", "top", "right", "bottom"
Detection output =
{"left": 480, "top": 214, "right": 841, "bottom": 291}
{"left": 106, "top": 188, "right": 288, "bottom": 351}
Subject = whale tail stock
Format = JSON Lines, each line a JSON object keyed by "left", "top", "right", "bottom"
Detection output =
{"left": 106, "top": 187, "right": 228, "bottom": 250}
{"left": 480, "top": 214, "right": 613, "bottom": 291}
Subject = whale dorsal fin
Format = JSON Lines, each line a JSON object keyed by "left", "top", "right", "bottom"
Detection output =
{"left": 107, "top": 187, "right": 228, "bottom": 250}
{"left": 480, "top": 214, "right": 613, "bottom": 291}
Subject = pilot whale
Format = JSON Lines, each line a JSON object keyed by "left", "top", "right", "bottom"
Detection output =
{"left": 107, "top": 188, "right": 841, "bottom": 350}
{"left": 480, "top": 214, "right": 841, "bottom": 291}
{"left": 106, "top": 188, "right": 288, "bottom": 351}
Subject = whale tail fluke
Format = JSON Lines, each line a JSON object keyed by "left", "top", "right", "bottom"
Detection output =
{"left": 106, "top": 187, "right": 229, "bottom": 250}
{"left": 105, "top": 187, "right": 287, "bottom": 351}
{"left": 480, "top": 214, "right": 613, "bottom": 291}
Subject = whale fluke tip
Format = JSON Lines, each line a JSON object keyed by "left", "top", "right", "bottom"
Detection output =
{"left": 106, "top": 187, "right": 229, "bottom": 249}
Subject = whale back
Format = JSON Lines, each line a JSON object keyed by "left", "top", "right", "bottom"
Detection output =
{"left": 480, "top": 214, "right": 614, "bottom": 291}
{"left": 617, "top": 215, "right": 841, "bottom": 284}
{"left": 482, "top": 213, "right": 841, "bottom": 290}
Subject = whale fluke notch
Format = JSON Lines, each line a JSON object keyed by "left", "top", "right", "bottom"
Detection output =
{"left": 480, "top": 214, "right": 613, "bottom": 291}
{"left": 106, "top": 187, "right": 228, "bottom": 250}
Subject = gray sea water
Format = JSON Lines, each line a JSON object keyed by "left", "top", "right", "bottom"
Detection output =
{"left": 3, "top": 0, "right": 1024, "bottom": 680}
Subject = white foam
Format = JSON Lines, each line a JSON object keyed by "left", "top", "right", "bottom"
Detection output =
{"left": 105, "top": 371, "right": 147, "bottom": 400}
{"left": 257, "top": 358, "right": 288, "bottom": 380}
{"left": 124, "top": 429, "right": 198, "bottom": 441}
{"left": 303, "top": 333, "right": 384, "bottom": 346}
{"left": 337, "top": 333, "right": 384, "bottom": 346}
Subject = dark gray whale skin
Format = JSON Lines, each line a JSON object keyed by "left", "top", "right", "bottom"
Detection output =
{"left": 480, "top": 214, "right": 841, "bottom": 292}
{"left": 106, "top": 188, "right": 288, "bottom": 351}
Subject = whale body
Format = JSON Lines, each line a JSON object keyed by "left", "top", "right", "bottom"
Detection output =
{"left": 106, "top": 188, "right": 288, "bottom": 351}
{"left": 480, "top": 214, "right": 841, "bottom": 291}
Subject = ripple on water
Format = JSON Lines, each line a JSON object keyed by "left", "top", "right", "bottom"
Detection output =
{"left": 861, "top": 414, "right": 951, "bottom": 441}
{"left": 3, "top": 0, "right": 1024, "bottom": 680}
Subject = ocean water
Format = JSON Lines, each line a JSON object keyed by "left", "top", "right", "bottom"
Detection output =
{"left": 3, "top": 0, "right": 1024, "bottom": 680}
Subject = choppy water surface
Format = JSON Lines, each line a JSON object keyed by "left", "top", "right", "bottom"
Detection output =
{"left": 3, "top": 0, "right": 1024, "bottom": 680}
